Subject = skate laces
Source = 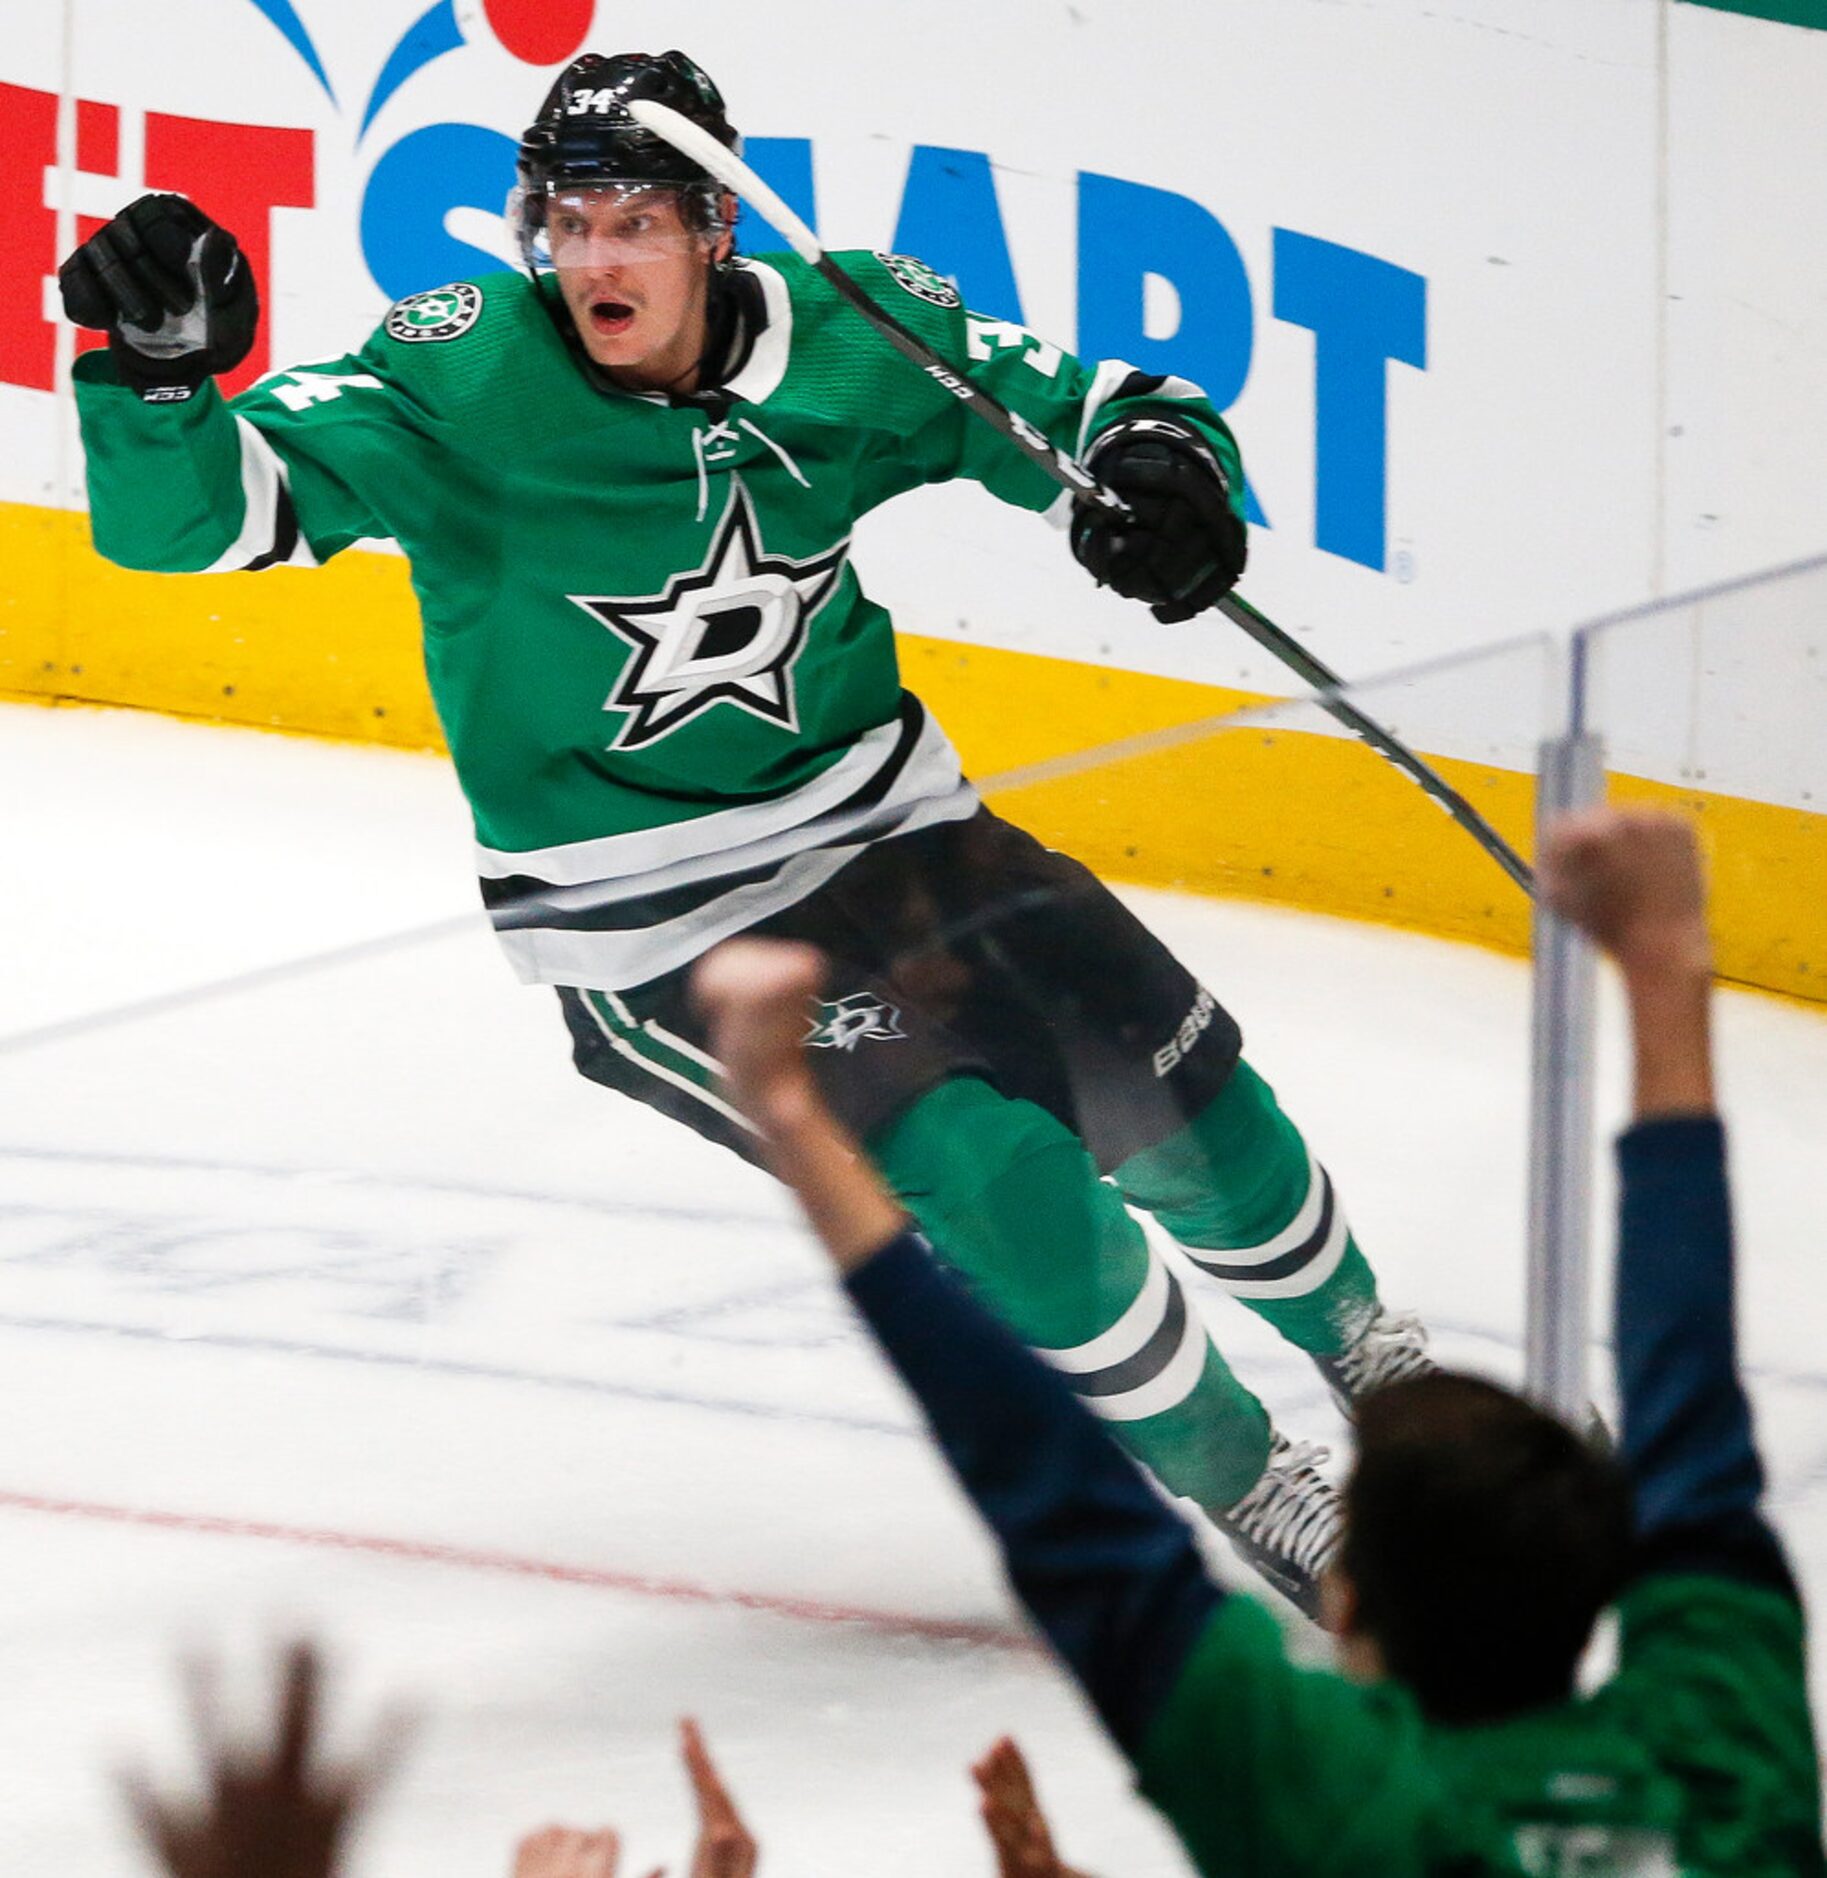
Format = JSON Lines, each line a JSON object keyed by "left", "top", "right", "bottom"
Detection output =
{"left": 1334, "top": 1309, "right": 1433, "bottom": 1395}
{"left": 1227, "top": 1436, "right": 1339, "bottom": 1577}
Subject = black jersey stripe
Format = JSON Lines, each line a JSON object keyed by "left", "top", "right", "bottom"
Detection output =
{"left": 482, "top": 696, "right": 936, "bottom": 934}
{"left": 482, "top": 693, "right": 924, "bottom": 909}
{"left": 484, "top": 851, "right": 784, "bottom": 930}
{"left": 241, "top": 482, "right": 301, "bottom": 573}
{"left": 812, "top": 692, "right": 926, "bottom": 823}
{"left": 1111, "top": 370, "right": 1168, "bottom": 400}
{"left": 481, "top": 789, "right": 940, "bottom": 935}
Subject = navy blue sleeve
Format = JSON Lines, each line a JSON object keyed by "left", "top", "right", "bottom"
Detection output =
{"left": 1614, "top": 1115, "right": 1795, "bottom": 1597}
{"left": 845, "top": 1230, "right": 1222, "bottom": 1755}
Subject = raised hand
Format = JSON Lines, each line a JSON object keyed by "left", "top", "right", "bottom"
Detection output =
{"left": 119, "top": 1640, "right": 405, "bottom": 1878}
{"left": 59, "top": 193, "right": 258, "bottom": 400}
{"left": 512, "top": 1825, "right": 638, "bottom": 1878}
{"left": 1540, "top": 807, "right": 1709, "bottom": 974}
{"left": 691, "top": 936, "right": 825, "bottom": 1130}
{"left": 971, "top": 1736, "right": 1092, "bottom": 1878}
{"left": 681, "top": 1719, "right": 757, "bottom": 1878}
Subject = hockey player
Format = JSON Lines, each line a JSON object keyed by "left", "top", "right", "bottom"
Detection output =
{"left": 60, "top": 49, "right": 1431, "bottom": 1614}
{"left": 692, "top": 808, "right": 1823, "bottom": 1876}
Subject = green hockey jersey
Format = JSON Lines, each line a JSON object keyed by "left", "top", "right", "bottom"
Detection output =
{"left": 73, "top": 252, "right": 1244, "bottom": 991}
{"left": 1138, "top": 1572, "right": 1823, "bottom": 1876}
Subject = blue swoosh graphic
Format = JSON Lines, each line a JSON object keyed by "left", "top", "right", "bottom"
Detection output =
{"left": 242, "top": 0, "right": 338, "bottom": 105}
{"left": 360, "top": 0, "right": 464, "bottom": 139}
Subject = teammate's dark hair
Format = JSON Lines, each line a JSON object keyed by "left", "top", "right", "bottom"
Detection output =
{"left": 1341, "top": 1372, "right": 1632, "bottom": 1725}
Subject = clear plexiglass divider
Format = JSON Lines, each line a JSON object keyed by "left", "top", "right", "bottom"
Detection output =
{"left": 958, "top": 629, "right": 1561, "bottom": 1458}
{"left": 1576, "top": 552, "right": 1827, "bottom": 1005}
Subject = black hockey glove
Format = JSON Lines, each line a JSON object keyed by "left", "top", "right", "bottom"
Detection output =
{"left": 1070, "top": 416, "right": 1248, "bottom": 624}
{"left": 58, "top": 193, "right": 258, "bottom": 402}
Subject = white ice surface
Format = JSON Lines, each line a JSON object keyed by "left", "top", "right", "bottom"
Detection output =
{"left": 1, "top": 700, "right": 1823, "bottom": 1875}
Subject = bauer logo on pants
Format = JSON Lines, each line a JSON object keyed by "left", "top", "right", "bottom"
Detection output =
{"left": 1153, "top": 986, "right": 1219, "bottom": 1077}
{"left": 804, "top": 993, "right": 907, "bottom": 1052}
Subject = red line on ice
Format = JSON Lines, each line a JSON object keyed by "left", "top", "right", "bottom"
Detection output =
{"left": 0, "top": 1487, "right": 1033, "bottom": 1652}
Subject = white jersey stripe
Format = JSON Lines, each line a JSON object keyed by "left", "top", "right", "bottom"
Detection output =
{"left": 498, "top": 784, "right": 979, "bottom": 991}
{"left": 722, "top": 260, "right": 794, "bottom": 405}
{"left": 476, "top": 706, "right": 958, "bottom": 888}
{"left": 1074, "top": 357, "right": 1146, "bottom": 461}
{"left": 202, "top": 417, "right": 318, "bottom": 573}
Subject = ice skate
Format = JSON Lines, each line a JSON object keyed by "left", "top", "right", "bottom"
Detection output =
{"left": 1208, "top": 1432, "right": 1341, "bottom": 1621}
{"left": 1313, "top": 1307, "right": 1437, "bottom": 1417}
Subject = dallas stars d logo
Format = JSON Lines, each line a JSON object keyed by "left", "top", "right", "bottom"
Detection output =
{"left": 570, "top": 481, "right": 849, "bottom": 752}
{"left": 804, "top": 993, "right": 907, "bottom": 1053}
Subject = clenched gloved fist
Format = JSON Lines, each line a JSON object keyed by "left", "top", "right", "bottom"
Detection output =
{"left": 59, "top": 193, "right": 258, "bottom": 401}
{"left": 1070, "top": 416, "right": 1248, "bottom": 623}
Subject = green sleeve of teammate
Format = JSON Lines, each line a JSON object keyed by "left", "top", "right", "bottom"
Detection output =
{"left": 72, "top": 344, "right": 395, "bottom": 573}
{"left": 1134, "top": 1599, "right": 1453, "bottom": 1877}
{"left": 843, "top": 251, "right": 1247, "bottom": 522}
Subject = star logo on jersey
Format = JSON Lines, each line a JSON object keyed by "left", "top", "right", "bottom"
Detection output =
{"left": 571, "top": 481, "right": 849, "bottom": 751}
{"left": 803, "top": 993, "right": 907, "bottom": 1053}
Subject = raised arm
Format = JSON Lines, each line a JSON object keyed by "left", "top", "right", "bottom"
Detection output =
{"left": 690, "top": 939, "right": 1221, "bottom": 1757}
{"left": 1541, "top": 809, "right": 1790, "bottom": 1591}
{"left": 64, "top": 193, "right": 388, "bottom": 574}
{"left": 845, "top": 251, "right": 1248, "bottom": 621}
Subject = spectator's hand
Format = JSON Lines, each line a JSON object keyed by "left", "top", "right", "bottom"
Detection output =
{"left": 692, "top": 938, "right": 826, "bottom": 1132}
{"left": 508, "top": 1723, "right": 749, "bottom": 1878}
{"left": 120, "top": 1641, "right": 404, "bottom": 1878}
{"left": 1541, "top": 808, "right": 1710, "bottom": 975}
{"left": 513, "top": 1826, "right": 648, "bottom": 1878}
{"left": 681, "top": 1719, "right": 756, "bottom": 1878}
{"left": 971, "top": 1737, "right": 1091, "bottom": 1878}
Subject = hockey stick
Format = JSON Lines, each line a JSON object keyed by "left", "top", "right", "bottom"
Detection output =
{"left": 629, "top": 100, "right": 1534, "bottom": 896}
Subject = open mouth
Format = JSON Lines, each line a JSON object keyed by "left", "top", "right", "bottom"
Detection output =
{"left": 588, "top": 297, "right": 637, "bottom": 337}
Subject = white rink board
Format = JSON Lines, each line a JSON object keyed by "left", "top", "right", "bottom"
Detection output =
{"left": 3, "top": 2, "right": 1826, "bottom": 803}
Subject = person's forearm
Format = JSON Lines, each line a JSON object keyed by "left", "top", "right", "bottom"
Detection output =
{"left": 1614, "top": 1117, "right": 1791, "bottom": 1592}
{"left": 73, "top": 354, "right": 252, "bottom": 573}
{"left": 754, "top": 1078, "right": 908, "bottom": 1271}
{"left": 846, "top": 1234, "right": 1221, "bottom": 1756}
{"left": 1619, "top": 941, "right": 1715, "bottom": 1121}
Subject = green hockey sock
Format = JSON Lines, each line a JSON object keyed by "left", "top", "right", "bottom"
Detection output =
{"left": 868, "top": 1076, "right": 1270, "bottom": 1510}
{"left": 1114, "top": 1059, "right": 1380, "bottom": 1357}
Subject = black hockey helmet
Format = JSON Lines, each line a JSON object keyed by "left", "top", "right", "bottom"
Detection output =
{"left": 512, "top": 51, "right": 740, "bottom": 263}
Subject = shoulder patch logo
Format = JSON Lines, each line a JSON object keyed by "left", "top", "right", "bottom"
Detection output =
{"left": 874, "top": 253, "right": 962, "bottom": 308}
{"left": 385, "top": 282, "right": 483, "bottom": 343}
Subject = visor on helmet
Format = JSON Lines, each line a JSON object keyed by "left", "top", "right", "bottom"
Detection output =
{"left": 509, "top": 179, "right": 727, "bottom": 272}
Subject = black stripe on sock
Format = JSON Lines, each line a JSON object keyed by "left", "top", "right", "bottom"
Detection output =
{"left": 1188, "top": 1167, "right": 1336, "bottom": 1288}
{"left": 1069, "top": 1271, "right": 1189, "bottom": 1400}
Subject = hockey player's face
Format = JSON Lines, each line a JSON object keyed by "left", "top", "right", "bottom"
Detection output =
{"left": 550, "top": 186, "right": 724, "bottom": 387}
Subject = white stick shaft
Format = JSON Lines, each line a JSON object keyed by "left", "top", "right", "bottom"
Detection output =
{"left": 627, "top": 99, "right": 824, "bottom": 265}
